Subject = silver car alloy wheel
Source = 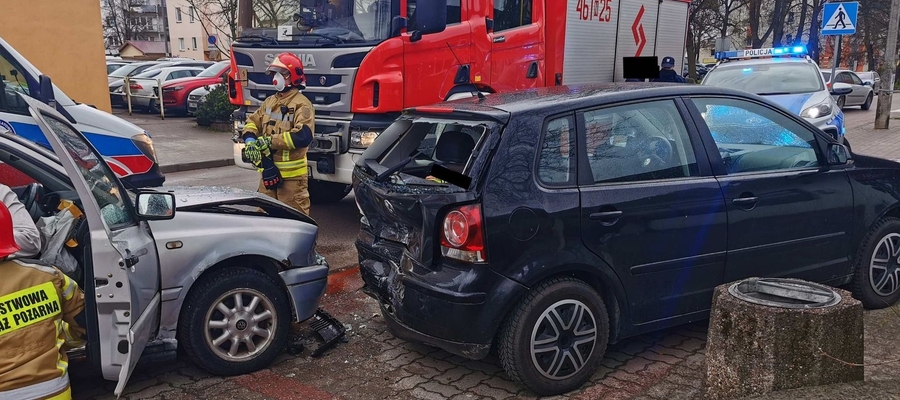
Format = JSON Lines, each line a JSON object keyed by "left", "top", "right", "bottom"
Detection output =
{"left": 530, "top": 299, "right": 597, "bottom": 380}
{"left": 870, "top": 233, "right": 900, "bottom": 297}
{"left": 203, "top": 288, "right": 278, "bottom": 361}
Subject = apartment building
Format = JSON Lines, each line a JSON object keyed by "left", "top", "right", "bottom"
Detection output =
{"left": 167, "top": 0, "right": 232, "bottom": 61}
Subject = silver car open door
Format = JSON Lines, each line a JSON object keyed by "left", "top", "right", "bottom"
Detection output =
{"left": 21, "top": 95, "right": 162, "bottom": 396}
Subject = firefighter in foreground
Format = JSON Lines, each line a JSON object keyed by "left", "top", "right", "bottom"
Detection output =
{"left": 0, "top": 202, "right": 86, "bottom": 400}
{"left": 241, "top": 52, "right": 315, "bottom": 216}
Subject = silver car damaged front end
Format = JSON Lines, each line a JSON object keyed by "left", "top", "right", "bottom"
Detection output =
{"left": 144, "top": 186, "right": 329, "bottom": 342}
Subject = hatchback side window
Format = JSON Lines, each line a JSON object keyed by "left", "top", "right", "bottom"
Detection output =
{"left": 582, "top": 100, "right": 699, "bottom": 184}
{"left": 690, "top": 97, "right": 820, "bottom": 174}
{"left": 537, "top": 115, "right": 576, "bottom": 186}
{"left": 0, "top": 51, "right": 33, "bottom": 116}
{"left": 849, "top": 73, "right": 863, "bottom": 85}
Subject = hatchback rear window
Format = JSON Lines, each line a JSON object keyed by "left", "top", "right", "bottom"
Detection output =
{"left": 374, "top": 117, "right": 491, "bottom": 182}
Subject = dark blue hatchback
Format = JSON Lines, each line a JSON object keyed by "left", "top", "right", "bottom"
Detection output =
{"left": 353, "top": 83, "right": 900, "bottom": 396}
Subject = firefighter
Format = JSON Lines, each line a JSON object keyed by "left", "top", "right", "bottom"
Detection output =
{"left": 0, "top": 202, "right": 86, "bottom": 400}
{"left": 652, "top": 56, "right": 687, "bottom": 83}
{"left": 240, "top": 52, "right": 315, "bottom": 216}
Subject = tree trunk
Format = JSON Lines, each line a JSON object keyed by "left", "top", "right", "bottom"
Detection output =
{"left": 809, "top": 0, "right": 824, "bottom": 63}
{"left": 771, "top": 0, "right": 789, "bottom": 47}
{"left": 795, "top": 0, "right": 808, "bottom": 45}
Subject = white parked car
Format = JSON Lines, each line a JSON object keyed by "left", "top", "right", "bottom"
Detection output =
{"left": 125, "top": 67, "right": 204, "bottom": 111}
{"left": 187, "top": 84, "right": 223, "bottom": 114}
{"left": 5, "top": 90, "right": 329, "bottom": 395}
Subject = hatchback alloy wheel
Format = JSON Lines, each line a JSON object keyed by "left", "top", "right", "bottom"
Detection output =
{"left": 204, "top": 288, "right": 278, "bottom": 361}
{"left": 530, "top": 299, "right": 598, "bottom": 380}
{"left": 499, "top": 277, "right": 609, "bottom": 396}
{"left": 869, "top": 233, "right": 900, "bottom": 297}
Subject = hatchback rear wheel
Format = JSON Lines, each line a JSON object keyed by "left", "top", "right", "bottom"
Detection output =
{"left": 179, "top": 267, "right": 291, "bottom": 375}
{"left": 499, "top": 277, "right": 609, "bottom": 396}
{"left": 851, "top": 217, "right": 900, "bottom": 309}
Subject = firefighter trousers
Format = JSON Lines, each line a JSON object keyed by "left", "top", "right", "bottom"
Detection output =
{"left": 258, "top": 176, "right": 310, "bottom": 216}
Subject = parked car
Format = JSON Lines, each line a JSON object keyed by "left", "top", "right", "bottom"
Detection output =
{"left": 3, "top": 91, "right": 329, "bottom": 396}
{"left": 162, "top": 61, "right": 230, "bottom": 115}
{"left": 106, "top": 61, "right": 132, "bottom": 75}
{"left": 187, "top": 84, "right": 223, "bottom": 114}
{"left": 109, "top": 61, "right": 162, "bottom": 106}
{"left": 822, "top": 69, "right": 875, "bottom": 110}
{"left": 856, "top": 71, "right": 882, "bottom": 93}
{"left": 125, "top": 67, "right": 205, "bottom": 112}
{"left": 0, "top": 36, "right": 164, "bottom": 188}
{"left": 108, "top": 61, "right": 160, "bottom": 84}
{"left": 354, "top": 83, "right": 900, "bottom": 395}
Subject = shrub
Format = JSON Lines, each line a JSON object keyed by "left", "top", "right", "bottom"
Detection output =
{"left": 195, "top": 85, "right": 236, "bottom": 127}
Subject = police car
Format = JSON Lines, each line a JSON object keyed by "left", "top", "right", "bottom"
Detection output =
{"left": 1, "top": 36, "right": 164, "bottom": 188}
{"left": 701, "top": 46, "right": 854, "bottom": 145}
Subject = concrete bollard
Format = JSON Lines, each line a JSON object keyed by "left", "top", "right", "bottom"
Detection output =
{"left": 703, "top": 278, "right": 864, "bottom": 400}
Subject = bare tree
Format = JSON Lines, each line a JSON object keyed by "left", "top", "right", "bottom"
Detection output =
{"left": 184, "top": 0, "right": 240, "bottom": 55}
{"left": 102, "top": 0, "right": 162, "bottom": 52}
{"left": 253, "top": 0, "right": 295, "bottom": 28}
{"left": 688, "top": 0, "right": 721, "bottom": 79}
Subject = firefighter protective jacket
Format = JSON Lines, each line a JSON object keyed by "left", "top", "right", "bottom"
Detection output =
{"left": 242, "top": 88, "right": 315, "bottom": 179}
{"left": 0, "top": 259, "right": 86, "bottom": 399}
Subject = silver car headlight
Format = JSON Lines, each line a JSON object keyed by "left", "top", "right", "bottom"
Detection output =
{"left": 350, "top": 130, "right": 381, "bottom": 149}
{"left": 800, "top": 102, "right": 833, "bottom": 119}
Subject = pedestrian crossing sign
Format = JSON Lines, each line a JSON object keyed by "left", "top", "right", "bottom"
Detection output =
{"left": 822, "top": 2, "right": 858, "bottom": 35}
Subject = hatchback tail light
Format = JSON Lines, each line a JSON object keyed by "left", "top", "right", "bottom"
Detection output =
{"left": 130, "top": 83, "right": 143, "bottom": 90}
{"left": 440, "top": 204, "right": 487, "bottom": 263}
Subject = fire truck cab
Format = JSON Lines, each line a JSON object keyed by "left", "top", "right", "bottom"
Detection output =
{"left": 228, "top": 0, "right": 690, "bottom": 203}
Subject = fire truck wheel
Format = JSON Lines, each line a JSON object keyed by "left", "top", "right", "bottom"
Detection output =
{"left": 309, "top": 180, "right": 351, "bottom": 204}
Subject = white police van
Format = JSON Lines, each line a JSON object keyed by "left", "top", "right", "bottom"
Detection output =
{"left": 701, "top": 46, "right": 854, "bottom": 146}
{"left": 0, "top": 37, "right": 164, "bottom": 187}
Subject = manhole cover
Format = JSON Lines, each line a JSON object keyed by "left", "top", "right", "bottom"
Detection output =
{"left": 728, "top": 278, "right": 841, "bottom": 309}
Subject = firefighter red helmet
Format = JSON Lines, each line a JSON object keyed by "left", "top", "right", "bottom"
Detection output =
{"left": 266, "top": 53, "right": 306, "bottom": 89}
{"left": 0, "top": 202, "right": 20, "bottom": 259}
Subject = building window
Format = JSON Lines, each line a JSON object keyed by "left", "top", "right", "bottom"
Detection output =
{"left": 178, "top": 38, "right": 185, "bottom": 51}
{"left": 189, "top": 6, "right": 195, "bottom": 22}
{"left": 175, "top": 7, "right": 182, "bottom": 23}
{"left": 192, "top": 37, "right": 198, "bottom": 49}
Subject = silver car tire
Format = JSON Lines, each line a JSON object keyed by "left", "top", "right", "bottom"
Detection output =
{"left": 178, "top": 267, "right": 291, "bottom": 376}
{"left": 499, "top": 277, "right": 609, "bottom": 396}
{"left": 851, "top": 217, "right": 900, "bottom": 309}
{"left": 861, "top": 92, "right": 874, "bottom": 111}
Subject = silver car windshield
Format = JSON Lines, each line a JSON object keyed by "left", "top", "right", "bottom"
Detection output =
{"left": 41, "top": 116, "right": 134, "bottom": 229}
{"left": 704, "top": 63, "right": 826, "bottom": 94}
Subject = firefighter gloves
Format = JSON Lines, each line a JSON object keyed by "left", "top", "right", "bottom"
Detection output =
{"left": 260, "top": 157, "right": 284, "bottom": 190}
{"left": 243, "top": 141, "right": 263, "bottom": 166}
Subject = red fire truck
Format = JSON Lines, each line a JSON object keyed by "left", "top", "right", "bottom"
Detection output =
{"left": 227, "top": 0, "right": 690, "bottom": 203}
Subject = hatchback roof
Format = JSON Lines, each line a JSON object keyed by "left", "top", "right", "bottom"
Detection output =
{"left": 426, "top": 83, "right": 756, "bottom": 118}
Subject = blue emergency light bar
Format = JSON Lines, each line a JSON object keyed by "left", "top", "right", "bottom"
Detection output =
{"left": 715, "top": 46, "right": 808, "bottom": 61}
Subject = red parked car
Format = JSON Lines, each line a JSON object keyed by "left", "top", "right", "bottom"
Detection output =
{"left": 162, "top": 60, "right": 230, "bottom": 115}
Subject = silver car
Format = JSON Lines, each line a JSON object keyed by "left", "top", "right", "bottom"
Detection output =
{"left": 856, "top": 71, "right": 882, "bottom": 93}
{"left": 822, "top": 69, "right": 875, "bottom": 110}
{"left": 4, "top": 94, "right": 328, "bottom": 396}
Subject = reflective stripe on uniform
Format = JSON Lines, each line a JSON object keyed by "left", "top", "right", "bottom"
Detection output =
{"left": 282, "top": 132, "right": 296, "bottom": 150}
{"left": 61, "top": 275, "right": 76, "bottom": 301}
{"left": 0, "top": 373, "right": 69, "bottom": 400}
{"left": 45, "top": 386, "right": 72, "bottom": 400}
{"left": 54, "top": 320, "right": 67, "bottom": 374}
{"left": 274, "top": 158, "right": 308, "bottom": 178}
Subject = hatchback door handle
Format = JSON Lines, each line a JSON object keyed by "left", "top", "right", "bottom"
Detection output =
{"left": 590, "top": 211, "right": 623, "bottom": 220}
{"left": 732, "top": 197, "right": 758, "bottom": 206}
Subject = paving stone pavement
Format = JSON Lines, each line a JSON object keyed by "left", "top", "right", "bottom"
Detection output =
{"left": 70, "top": 123, "right": 900, "bottom": 400}
{"left": 71, "top": 267, "right": 900, "bottom": 400}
